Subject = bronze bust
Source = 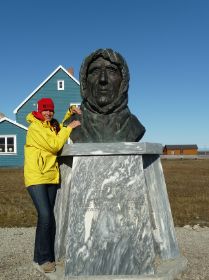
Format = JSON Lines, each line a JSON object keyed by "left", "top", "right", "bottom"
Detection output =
{"left": 64, "top": 48, "right": 145, "bottom": 142}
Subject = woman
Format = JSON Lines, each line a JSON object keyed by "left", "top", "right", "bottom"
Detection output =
{"left": 24, "top": 98, "right": 81, "bottom": 273}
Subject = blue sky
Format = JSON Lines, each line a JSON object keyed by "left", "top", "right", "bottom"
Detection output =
{"left": 1, "top": 0, "right": 209, "bottom": 148}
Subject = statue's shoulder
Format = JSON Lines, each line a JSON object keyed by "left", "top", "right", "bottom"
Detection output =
{"left": 128, "top": 113, "right": 146, "bottom": 141}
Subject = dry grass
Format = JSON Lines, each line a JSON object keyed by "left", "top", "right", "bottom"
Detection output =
{"left": 162, "top": 159, "right": 209, "bottom": 227}
{"left": 0, "top": 168, "right": 37, "bottom": 227}
{"left": 0, "top": 159, "right": 209, "bottom": 227}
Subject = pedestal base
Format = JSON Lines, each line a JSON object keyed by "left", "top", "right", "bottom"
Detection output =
{"left": 54, "top": 143, "right": 185, "bottom": 278}
{"left": 41, "top": 256, "right": 188, "bottom": 280}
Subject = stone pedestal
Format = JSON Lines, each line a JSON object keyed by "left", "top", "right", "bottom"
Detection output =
{"left": 54, "top": 143, "right": 185, "bottom": 279}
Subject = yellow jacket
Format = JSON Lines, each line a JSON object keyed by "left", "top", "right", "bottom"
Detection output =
{"left": 24, "top": 111, "right": 72, "bottom": 187}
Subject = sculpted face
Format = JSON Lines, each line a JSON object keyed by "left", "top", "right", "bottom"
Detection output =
{"left": 86, "top": 57, "right": 122, "bottom": 108}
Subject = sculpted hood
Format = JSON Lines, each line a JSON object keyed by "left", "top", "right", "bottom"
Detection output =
{"left": 79, "top": 48, "right": 130, "bottom": 114}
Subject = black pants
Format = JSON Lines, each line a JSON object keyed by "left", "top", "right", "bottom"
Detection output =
{"left": 27, "top": 184, "right": 58, "bottom": 265}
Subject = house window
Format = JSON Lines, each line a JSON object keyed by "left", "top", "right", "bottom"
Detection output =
{"left": 57, "top": 80, "right": 64, "bottom": 90}
{"left": 0, "top": 135, "right": 16, "bottom": 154}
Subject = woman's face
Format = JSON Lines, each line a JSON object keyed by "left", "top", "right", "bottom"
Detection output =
{"left": 41, "top": 110, "right": 54, "bottom": 122}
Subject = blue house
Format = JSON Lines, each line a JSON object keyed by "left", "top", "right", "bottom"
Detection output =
{"left": 0, "top": 65, "right": 81, "bottom": 167}
{"left": 0, "top": 117, "right": 27, "bottom": 167}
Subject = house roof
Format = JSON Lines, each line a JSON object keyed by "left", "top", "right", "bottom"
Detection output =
{"left": 13, "top": 65, "right": 80, "bottom": 114}
{"left": 0, "top": 117, "right": 28, "bottom": 130}
{"left": 164, "top": 145, "right": 198, "bottom": 150}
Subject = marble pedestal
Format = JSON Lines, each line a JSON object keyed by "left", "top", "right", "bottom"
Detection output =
{"left": 54, "top": 143, "right": 185, "bottom": 279}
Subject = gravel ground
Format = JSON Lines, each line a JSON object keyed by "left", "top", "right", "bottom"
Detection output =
{"left": 0, "top": 226, "right": 209, "bottom": 280}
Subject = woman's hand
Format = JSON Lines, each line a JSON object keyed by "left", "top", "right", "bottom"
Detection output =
{"left": 69, "top": 105, "right": 82, "bottom": 115}
{"left": 67, "top": 120, "right": 81, "bottom": 129}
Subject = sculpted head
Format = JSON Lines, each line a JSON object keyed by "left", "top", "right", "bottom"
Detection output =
{"left": 65, "top": 48, "right": 146, "bottom": 143}
{"left": 79, "top": 49, "right": 130, "bottom": 113}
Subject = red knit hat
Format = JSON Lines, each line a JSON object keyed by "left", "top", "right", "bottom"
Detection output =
{"left": 37, "top": 98, "right": 55, "bottom": 112}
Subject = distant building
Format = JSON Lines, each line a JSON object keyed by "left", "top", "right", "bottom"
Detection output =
{"left": 163, "top": 145, "right": 198, "bottom": 155}
{"left": 198, "top": 150, "right": 209, "bottom": 155}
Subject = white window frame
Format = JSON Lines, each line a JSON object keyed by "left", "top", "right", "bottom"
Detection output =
{"left": 0, "top": 135, "right": 17, "bottom": 154}
{"left": 57, "top": 80, "right": 65, "bottom": 90}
